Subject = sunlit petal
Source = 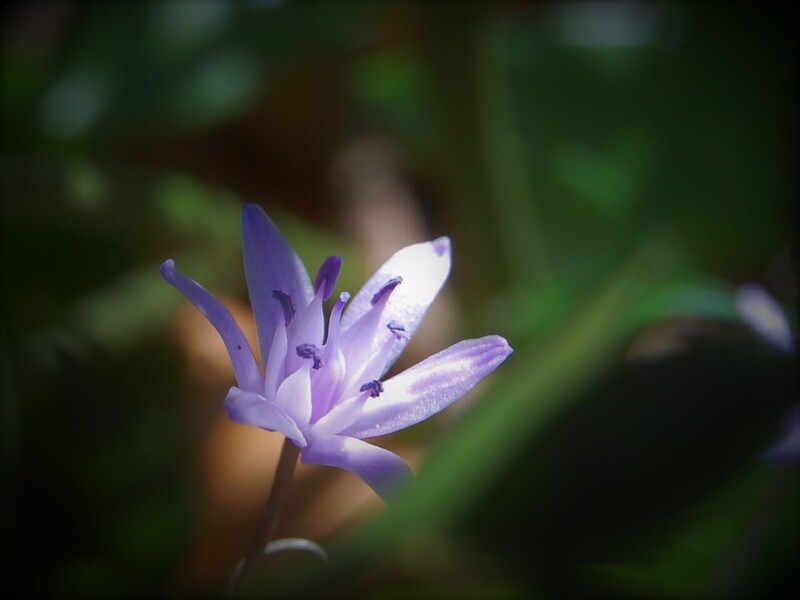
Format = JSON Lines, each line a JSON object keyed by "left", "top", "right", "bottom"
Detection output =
{"left": 341, "top": 237, "right": 451, "bottom": 372}
{"left": 264, "top": 314, "right": 288, "bottom": 399}
{"left": 242, "top": 203, "right": 314, "bottom": 364}
{"left": 161, "top": 260, "right": 262, "bottom": 393}
{"left": 275, "top": 361, "right": 313, "bottom": 428}
{"left": 342, "top": 336, "right": 513, "bottom": 439}
{"left": 301, "top": 435, "right": 412, "bottom": 500}
{"left": 224, "top": 387, "right": 306, "bottom": 447}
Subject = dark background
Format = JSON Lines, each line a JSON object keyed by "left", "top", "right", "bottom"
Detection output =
{"left": 2, "top": 2, "right": 797, "bottom": 597}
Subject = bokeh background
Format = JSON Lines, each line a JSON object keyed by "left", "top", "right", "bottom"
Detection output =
{"left": 2, "top": 1, "right": 797, "bottom": 597}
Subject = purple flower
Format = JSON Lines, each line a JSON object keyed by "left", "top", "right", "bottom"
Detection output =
{"left": 161, "top": 204, "right": 513, "bottom": 498}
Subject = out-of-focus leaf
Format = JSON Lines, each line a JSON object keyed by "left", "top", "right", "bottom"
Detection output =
{"left": 347, "top": 48, "right": 434, "bottom": 154}
{"left": 633, "top": 279, "right": 739, "bottom": 326}
{"left": 2, "top": 1, "right": 384, "bottom": 145}
{"left": 4, "top": 160, "right": 361, "bottom": 358}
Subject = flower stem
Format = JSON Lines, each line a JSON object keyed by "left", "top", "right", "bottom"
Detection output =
{"left": 247, "top": 437, "right": 300, "bottom": 559}
{"left": 229, "top": 437, "right": 300, "bottom": 595}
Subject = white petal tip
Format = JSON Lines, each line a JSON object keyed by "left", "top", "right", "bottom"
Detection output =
{"left": 494, "top": 335, "right": 514, "bottom": 356}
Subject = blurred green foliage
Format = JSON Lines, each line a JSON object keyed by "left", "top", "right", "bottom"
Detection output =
{"left": 2, "top": 1, "right": 796, "bottom": 597}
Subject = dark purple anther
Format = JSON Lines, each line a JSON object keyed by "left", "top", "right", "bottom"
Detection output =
{"left": 272, "top": 290, "right": 295, "bottom": 325}
{"left": 359, "top": 380, "right": 384, "bottom": 398}
{"left": 387, "top": 320, "right": 406, "bottom": 337}
{"left": 296, "top": 343, "right": 324, "bottom": 369}
{"left": 314, "top": 256, "right": 343, "bottom": 301}
{"left": 371, "top": 276, "right": 403, "bottom": 306}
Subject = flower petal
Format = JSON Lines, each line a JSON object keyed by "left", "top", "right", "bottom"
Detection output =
{"left": 339, "top": 282, "right": 397, "bottom": 387}
{"left": 160, "top": 260, "right": 262, "bottom": 393}
{"left": 242, "top": 204, "right": 314, "bottom": 365}
{"left": 285, "top": 288, "right": 325, "bottom": 375}
{"left": 275, "top": 361, "right": 313, "bottom": 429}
{"left": 341, "top": 237, "right": 451, "bottom": 372}
{"left": 264, "top": 314, "right": 288, "bottom": 400}
{"left": 736, "top": 284, "right": 795, "bottom": 354}
{"left": 311, "top": 389, "right": 371, "bottom": 437}
{"left": 224, "top": 387, "right": 306, "bottom": 447}
{"left": 301, "top": 435, "right": 412, "bottom": 500}
{"left": 341, "top": 335, "right": 513, "bottom": 439}
{"left": 310, "top": 293, "right": 349, "bottom": 422}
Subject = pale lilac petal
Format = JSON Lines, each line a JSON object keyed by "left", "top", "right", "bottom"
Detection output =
{"left": 311, "top": 390, "right": 371, "bottom": 437}
{"left": 160, "top": 260, "right": 262, "bottom": 393}
{"left": 285, "top": 289, "right": 325, "bottom": 375}
{"left": 310, "top": 294, "right": 349, "bottom": 422}
{"left": 736, "top": 284, "right": 794, "bottom": 354}
{"left": 242, "top": 204, "right": 314, "bottom": 364}
{"left": 342, "top": 333, "right": 400, "bottom": 398}
{"left": 301, "top": 435, "right": 412, "bottom": 500}
{"left": 275, "top": 361, "right": 313, "bottom": 428}
{"left": 264, "top": 315, "right": 288, "bottom": 399}
{"left": 341, "top": 335, "right": 513, "bottom": 439}
{"left": 224, "top": 387, "right": 306, "bottom": 447}
{"left": 339, "top": 284, "right": 396, "bottom": 385}
{"left": 341, "top": 237, "right": 452, "bottom": 371}
{"left": 309, "top": 347, "right": 345, "bottom": 423}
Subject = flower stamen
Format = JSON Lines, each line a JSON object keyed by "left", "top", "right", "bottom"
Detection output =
{"left": 272, "top": 290, "right": 295, "bottom": 325}
{"left": 314, "top": 256, "right": 343, "bottom": 301}
{"left": 371, "top": 277, "right": 403, "bottom": 306}
{"left": 296, "top": 343, "right": 324, "bottom": 369}
{"left": 387, "top": 320, "right": 406, "bottom": 339}
{"left": 359, "top": 380, "right": 384, "bottom": 398}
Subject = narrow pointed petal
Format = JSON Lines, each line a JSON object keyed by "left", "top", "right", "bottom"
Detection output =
{"left": 242, "top": 204, "right": 314, "bottom": 364}
{"left": 275, "top": 361, "right": 313, "bottom": 429}
{"left": 341, "top": 238, "right": 451, "bottom": 371}
{"left": 301, "top": 436, "right": 412, "bottom": 500}
{"left": 160, "top": 260, "right": 262, "bottom": 393}
{"left": 312, "top": 390, "right": 371, "bottom": 437}
{"left": 285, "top": 289, "right": 325, "bottom": 375}
{"left": 309, "top": 348, "right": 345, "bottom": 423}
{"left": 342, "top": 331, "right": 399, "bottom": 398}
{"left": 224, "top": 387, "right": 306, "bottom": 447}
{"left": 339, "top": 286, "right": 395, "bottom": 382}
{"left": 341, "top": 336, "right": 513, "bottom": 439}
{"left": 264, "top": 314, "right": 288, "bottom": 399}
{"left": 310, "top": 293, "right": 350, "bottom": 422}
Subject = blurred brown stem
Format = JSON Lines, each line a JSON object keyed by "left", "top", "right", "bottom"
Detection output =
{"left": 247, "top": 437, "right": 300, "bottom": 560}
{"left": 231, "top": 437, "right": 299, "bottom": 595}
